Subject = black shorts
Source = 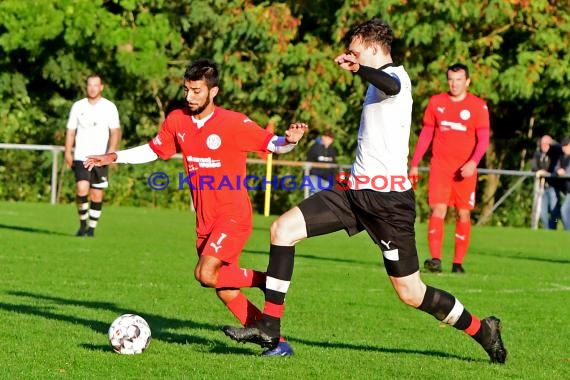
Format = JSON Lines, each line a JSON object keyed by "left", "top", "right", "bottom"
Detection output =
{"left": 298, "top": 185, "right": 419, "bottom": 277}
{"left": 72, "top": 160, "right": 109, "bottom": 189}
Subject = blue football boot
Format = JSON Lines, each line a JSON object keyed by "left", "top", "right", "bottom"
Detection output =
{"left": 261, "top": 341, "right": 294, "bottom": 357}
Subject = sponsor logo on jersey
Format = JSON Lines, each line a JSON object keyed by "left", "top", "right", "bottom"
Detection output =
{"left": 177, "top": 132, "right": 186, "bottom": 143}
{"left": 440, "top": 120, "right": 467, "bottom": 132}
{"left": 185, "top": 156, "right": 221, "bottom": 168}
{"left": 437, "top": 106, "right": 445, "bottom": 114}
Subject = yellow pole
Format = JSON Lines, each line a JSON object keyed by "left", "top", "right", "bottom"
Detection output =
{"left": 263, "top": 153, "right": 273, "bottom": 217}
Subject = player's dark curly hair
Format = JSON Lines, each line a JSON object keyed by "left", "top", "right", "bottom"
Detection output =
{"left": 345, "top": 18, "right": 393, "bottom": 54}
{"left": 184, "top": 59, "right": 219, "bottom": 89}
{"left": 448, "top": 63, "right": 470, "bottom": 79}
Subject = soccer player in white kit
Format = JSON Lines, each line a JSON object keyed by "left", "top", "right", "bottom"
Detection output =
{"left": 223, "top": 18, "right": 507, "bottom": 364}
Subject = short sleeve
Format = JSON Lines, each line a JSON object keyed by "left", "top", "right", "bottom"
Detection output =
{"left": 66, "top": 102, "right": 78, "bottom": 130}
{"left": 108, "top": 103, "right": 120, "bottom": 129}
{"left": 235, "top": 116, "right": 274, "bottom": 153}
{"left": 148, "top": 114, "right": 179, "bottom": 160}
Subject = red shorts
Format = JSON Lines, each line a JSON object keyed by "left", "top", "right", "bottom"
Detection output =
{"left": 196, "top": 221, "right": 252, "bottom": 264}
{"left": 428, "top": 167, "right": 477, "bottom": 210}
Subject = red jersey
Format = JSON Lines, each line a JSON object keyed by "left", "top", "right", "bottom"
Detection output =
{"left": 423, "top": 92, "right": 489, "bottom": 170}
{"left": 149, "top": 107, "right": 274, "bottom": 234}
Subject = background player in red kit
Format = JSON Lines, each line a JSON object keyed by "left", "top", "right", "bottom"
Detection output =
{"left": 85, "top": 59, "right": 307, "bottom": 356}
{"left": 409, "top": 63, "right": 490, "bottom": 273}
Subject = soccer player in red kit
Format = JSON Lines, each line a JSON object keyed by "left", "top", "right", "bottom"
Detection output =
{"left": 409, "top": 63, "right": 490, "bottom": 273}
{"left": 85, "top": 59, "right": 307, "bottom": 356}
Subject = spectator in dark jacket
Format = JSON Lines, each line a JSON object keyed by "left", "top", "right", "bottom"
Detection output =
{"left": 307, "top": 129, "right": 337, "bottom": 195}
{"left": 532, "top": 135, "right": 563, "bottom": 229}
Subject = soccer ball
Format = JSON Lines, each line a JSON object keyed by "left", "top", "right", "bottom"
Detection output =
{"left": 108, "top": 314, "right": 151, "bottom": 354}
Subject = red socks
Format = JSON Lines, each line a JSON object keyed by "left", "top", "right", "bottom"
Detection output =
{"left": 454, "top": 220, "right": 472, "bottom": 264}
{"left": 428, "top": 217, "right": 472, "bottom": 264}
{"left": 216, "top": 265, "right": 266, "bottom": 289}
{"left": 427, "top": 216, "right": 444, "bottom": 260}
{"left": 225, "top": 292, "right": 262, "bottom": 326}
{"left": 464, "top": 314, "right": 481, "bottom": 336}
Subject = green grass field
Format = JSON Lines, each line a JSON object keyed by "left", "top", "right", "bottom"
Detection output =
{"left": 0, "top": 201, "right": 569, "bottom": 379}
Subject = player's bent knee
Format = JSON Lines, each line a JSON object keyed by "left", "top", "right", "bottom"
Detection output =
{"left": 270, "top": 210, "right": 306, "bottom": 244}
{"left": 391, "top": 277, "right": 425, "bottom": 307}
{"left": 197, "top": 276, "right": 216, "bottom": 288}
{"left": 194, "top": 268, "right": 217, "bottom": 288}
{"left": 270, "top": 218, "right": 292, "bottom": 243}
{"left": 396, "top": 291, "right": 423, "bottom": 307}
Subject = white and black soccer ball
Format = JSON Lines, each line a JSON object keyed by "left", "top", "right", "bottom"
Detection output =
{"left": 108, "top": 314, "right": 151, "bottom": 354}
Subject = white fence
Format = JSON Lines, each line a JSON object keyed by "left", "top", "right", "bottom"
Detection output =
{"left": 0, "top": 143, "right": 65, "bottom": 205}
{"left": 0, "top": 143, "right": 565, "bottom": 229}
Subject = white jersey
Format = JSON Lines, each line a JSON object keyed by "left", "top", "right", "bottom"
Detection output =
{"left": 67, "top": 97, "right": 120, "bottom": 161}
{"left": 350, "top": 65, "right": 413, "bottom": 192}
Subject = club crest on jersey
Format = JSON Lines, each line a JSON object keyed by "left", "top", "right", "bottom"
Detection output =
{"left": 460, "top": 109, "right": 471, "bottom": 120}
{"left": 206, "top": 134, "right": 222, "bottom": 150}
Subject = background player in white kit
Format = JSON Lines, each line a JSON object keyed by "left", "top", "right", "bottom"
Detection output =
{"left": 65, "top": 74, "right": 121, "bottom": 237}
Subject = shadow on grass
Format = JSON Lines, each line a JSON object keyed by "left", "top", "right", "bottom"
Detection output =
{"left": 477, "top": 250, "right": 570, "bottom": 264}
{"left": 2, "top": 291, "right": 257, "bottom": 355}
{"left": 79, "top": 342, "right": 255, "bottom": 355}
{"left": 243, "top": 249, "right": 376, "bottom": 266}
{"left": 0, "top": 223, "right": 69, "bottom": 236}
{"left": 80, "top": 343, "right": 113, "bottom": 352}
{"left": 287, "top": 336, "right": 483, "bottom": 363}
{"left": 4, "top": 291, "right": 481, "bottom": 361}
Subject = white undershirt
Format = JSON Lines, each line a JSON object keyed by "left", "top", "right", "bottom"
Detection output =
{"left": 192, "top": 112, "right": 214, "bottom": 129}
{"left": 115, "top": 144, "right": 158, "bottom": 164}
{"left": 114, "top": 136, "right": 296, "bottom": 164}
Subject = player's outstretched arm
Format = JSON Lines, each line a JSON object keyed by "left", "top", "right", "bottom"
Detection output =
{"left": 284, "top": 122, "right": 308, "bottom": 144}
{"left": 84, "top": 153, "right": 117, "bottom": 170}
{"left": 334, "top": 54, "right": 400, "bottom": 95}
{"left": 84, "top": 144, "right": 159, "bottom": 170}
{"left": 269, "top": 122, "right": 308, "bottom": 155}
